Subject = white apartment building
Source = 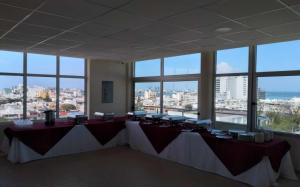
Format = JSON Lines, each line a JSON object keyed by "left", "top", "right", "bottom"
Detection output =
{"left": 216, "top": 76, "right": 248, "bottom": 100}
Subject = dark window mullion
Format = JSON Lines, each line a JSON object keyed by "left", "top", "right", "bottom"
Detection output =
{"left": 23, "top": 52, "right": 27, "bottom": 119}
{"left": 56, "top": 56, "right": 60, "bottom": 118}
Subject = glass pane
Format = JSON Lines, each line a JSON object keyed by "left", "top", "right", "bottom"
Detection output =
{"left": 135, "top": 59, "right": 160, "bottom": 77}
{"left": 60, "top": 57, "right": 85, "bottom": 76}
{"left": 27, "top": 77, "right": 56, "bottom": 120}
{"left": 163, "top": 81, "right": 198, "bottom": 118}
{"left": 215, "top": 76, "right": 248, "bottom": 124}
{"left": 257, "top": 76, "right": 300, "bottom": 133}
{"left": 257, "top": 40, "right": 300, "bottom": 72}
{"left": 27, "top": 53, "right": 56, "bottom": 75}
{"left": 59, "top": 78, "right": 85, "bottom": 118}
{"left": 164, "top": 53, "right": 201, "bottom": 75}
{"left": 216, "top": 47, "right": 248, "bottom": 74}
{"left": 0, "top": 50, "right": 23, "bottom": 73}
{"left": 0, "top": 76, "right": 23, "bottom": 121}
{"left": 135, "top": 82, "right": 160, "bottom": 113}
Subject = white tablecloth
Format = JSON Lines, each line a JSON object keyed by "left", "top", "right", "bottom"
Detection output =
{"left": 1, "top": 125, "right": 128, "bottom": 163}
{"left": 126, "top": 121, "right": 298, "bottom": 187}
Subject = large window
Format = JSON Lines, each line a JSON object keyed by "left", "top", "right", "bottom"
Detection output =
{"left": 59, "top": 56, "right": 85, "bottom": 117}
{"left": 213, "top": 40, "right": 300, "bottom": 135}
{"left": 27, "top": 77, "right": 56, "bottom": 120}
{"left": 133, "top": 53, "right": 200, "bottom": 118}
{"left": 60, "top": 78, "right": 85, "bottom": 118}
{"left": 215, "top": 47, "right": 249, "bottom": 125}
{"left": 0, "top": 50, "right": 86, "bottom": 121}
{"left": 0, "top": 76, "right": 23, "bottom": 121}
{"left": 163, "top": 81, "right": 198, "bottom": 118}
{"left": 256, "top": 40, "right": 300, "bottom": 134}
{"left": 0, "top": 50, "right": 23, "bottom": 122}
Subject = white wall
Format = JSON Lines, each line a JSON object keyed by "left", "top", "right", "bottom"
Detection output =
{"left": 87, "top": 59, "right": 130, "bottom": 118}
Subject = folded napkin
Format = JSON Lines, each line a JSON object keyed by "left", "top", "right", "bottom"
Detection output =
{"left": 13, "top": 119, "right": 33, "bottom": 126}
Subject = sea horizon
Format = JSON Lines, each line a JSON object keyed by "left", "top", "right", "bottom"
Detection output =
{"left": 264, "top": 91, "right": 300, "bottom": 100}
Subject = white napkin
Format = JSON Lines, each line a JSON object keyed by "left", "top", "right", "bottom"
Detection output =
{"left": 13, "top": 119, "right": 33, "bottom": 126}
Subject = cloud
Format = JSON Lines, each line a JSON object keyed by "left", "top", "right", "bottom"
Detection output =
{"left": 217, "top": 62, "right": 234, "bottom": 74}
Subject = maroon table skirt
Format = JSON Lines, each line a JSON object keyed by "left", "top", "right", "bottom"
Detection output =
{"left": 199, "top": 131, "right": 290, "bottom": 176}
{"left": 85, "top": 120, "right": 126, "bottom": 145}
{"left": 4, "top": 121, "right": 75, "bottom": 155}
{"left": 139, "top": 123, "right": 183, "bottom": 153}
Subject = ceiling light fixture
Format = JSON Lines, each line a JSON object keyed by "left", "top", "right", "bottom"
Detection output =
{"left": 215, "top": 27, "right": 232, "bottom": 33}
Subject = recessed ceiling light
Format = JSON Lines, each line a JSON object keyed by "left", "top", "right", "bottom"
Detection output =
{"left": 215, "top": 27, "right": 232, "bottom": 33}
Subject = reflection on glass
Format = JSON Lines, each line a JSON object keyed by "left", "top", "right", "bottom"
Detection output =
{"left": 257, "top": 76, "right": 300, "bottom": 134}
{"left": 135, "top": 82, "right": 160, "bottom": 113}
{"left": 257, "top": 40, "right": 300, "bottom": 72}
{"left": 164, "top": 53, "right": 201, "bottom": 75}
{"left": 60, "top": 57, "right": 85, "bottom": 76}
{"left": 216, "top": 47, "right": 248, "bottom": 74}
{"left": 135, "top": 59, "right": 160, "bottom": 77}
{"left": 27, "top": 77, "right": 56, "bottom": 120}
{"left": 163, "top": 81, "right": 198, "bottom": 118}
{"left": 27, "top": 53, "right": 56, "bottom": 74}
{"left": 215, "top": 76, "right": 248, "bottom": 124}
{"left": 0, "top": 50, "right": 23, "bottom": 73}
{"left": 59, "top": 78, "right": 85, "bottom": 118}
{"left": 0, "top": 76, "right": 23, "bottom": 121}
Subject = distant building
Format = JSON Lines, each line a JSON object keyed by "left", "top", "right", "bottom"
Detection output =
{"left": 257, "top": 88, "right": 266, "bottom": 100}
{"left": 216, "top": 76, "right": 247, "bottom": 100}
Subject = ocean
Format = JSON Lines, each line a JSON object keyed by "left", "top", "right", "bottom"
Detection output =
{"left": 265, "top": 92, "right": 300, "bottom": 100}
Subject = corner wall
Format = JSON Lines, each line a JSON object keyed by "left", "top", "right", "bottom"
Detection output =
{"left": 87, "top": 59, "right": 130, "bottom": 118}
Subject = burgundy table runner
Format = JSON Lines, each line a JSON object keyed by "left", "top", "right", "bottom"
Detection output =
{"left": 4, "top": 121, "right": 74, "bottom": 155}
{"left": 87, "top": 116, "right": 128, "bottom": 124}
{"left": 199, "top": 131, "right": 290, "bottom": 176}
{"left": 139, "top": 123, "right": 183, "bottom": 154}
{"left": 85, "top": 120, "right": 126, "bottom": 145}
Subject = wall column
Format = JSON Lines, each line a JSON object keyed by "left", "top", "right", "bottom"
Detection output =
{"left": 199, "top": 51, "right": 215, "bottom": 120}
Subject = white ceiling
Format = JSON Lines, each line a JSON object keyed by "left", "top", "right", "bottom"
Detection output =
{"left": 1, "top": 0, "right": 300, "bottom": 61}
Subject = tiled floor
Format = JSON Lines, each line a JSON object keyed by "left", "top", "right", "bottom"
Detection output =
{"left": 0, "top": 146, "right": 298, "bottom": 187}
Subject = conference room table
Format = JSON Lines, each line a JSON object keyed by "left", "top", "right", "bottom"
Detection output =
{"left": 1, "top": 118, "right": 127, "bottom": 163}
{"left": 126, "top": 120, "right": 298, "bottom": 187}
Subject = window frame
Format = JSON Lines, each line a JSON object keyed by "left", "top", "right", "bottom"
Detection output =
{"left": 212, "top": 41, "right": 300, "bottom": 136}
{"left": 0, "top": 50, "right": 87, "bottom": 121}
{"left": 213, "top": 47, "right": 251, "bottom": 128}
{"left": 255, "top": 41, "right": 300, "bottom": 135}
{"left": 133, "top": 40, "right": 300, "bottom": 136}
{"left": 133, "top": 53, "right": 201, "bottom": 118}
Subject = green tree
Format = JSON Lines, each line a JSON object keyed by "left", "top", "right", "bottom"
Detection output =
{"left": 184, "top": 104, "right": 193, "bottom": 111}
{"left": 265, "top": 112, "right": 300, "bottom": 132}
{"left": 0, "top": 117, "right": 8, "bottom": 122}
{"left": 61, "top": 104, "right": 77, "bottom": 111}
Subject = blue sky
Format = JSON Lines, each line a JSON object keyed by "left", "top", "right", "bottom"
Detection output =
{"left": 164, "top": 53, "right": 200, "bottom": 75}
{"left": 0, "top": 51, "right": 84, "bottom": 89}
{"left": 217, "top": 47, "right": 248, "bottom": 73}
{"left": 135, "top": 58, "right": 160, "bottom": 77}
